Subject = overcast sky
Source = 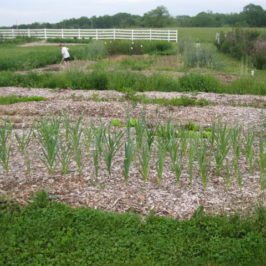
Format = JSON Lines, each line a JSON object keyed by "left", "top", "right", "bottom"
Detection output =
{"left": 0, "top": 0, "right": 266, "bottom": 26}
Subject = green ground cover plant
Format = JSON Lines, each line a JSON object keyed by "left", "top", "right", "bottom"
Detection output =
{"left": 0, "top": 95, "right": 47, "bottom": 105}
{"left": 0, "top": 193, "right": 266, "bottom": 265}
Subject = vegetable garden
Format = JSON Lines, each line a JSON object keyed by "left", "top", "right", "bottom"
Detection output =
{"left": 0, "top": 32, "right": 265, "bottom": 264}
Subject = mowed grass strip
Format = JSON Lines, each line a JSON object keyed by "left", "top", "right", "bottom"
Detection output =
{"left": 0, "top": 192, "right": 266, "bottom": 265}
{"left": 0, "top": 95, "right": 47, "bottom": 105}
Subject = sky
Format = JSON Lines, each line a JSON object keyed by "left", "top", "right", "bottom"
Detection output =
{"left": 0, "top": 0, "right": 266, "bottom": 26}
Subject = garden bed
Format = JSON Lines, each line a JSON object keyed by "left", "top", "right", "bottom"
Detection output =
{"left": 0, "top": 87, "right": 265, "bottom": 219}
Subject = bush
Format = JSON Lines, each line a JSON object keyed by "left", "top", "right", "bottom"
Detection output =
{"left": 216, "top": 29, "right": 266, "bottom": 70}
{"left": 252, "top": 40, "right": 266, "bottom": 69}
{"left": 72, "top": 41, "right": 107, "bottom": 60}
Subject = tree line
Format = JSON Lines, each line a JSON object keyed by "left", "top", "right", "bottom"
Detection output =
{"left": 3, "top": 3, "right": 266, "bottom": 29}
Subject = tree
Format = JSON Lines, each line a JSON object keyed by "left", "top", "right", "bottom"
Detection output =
{"left": 241, "top": 4, "right": 266, "bottom": 27}
{"left": 143, "top": 6, "right": 172, "bottom": 27}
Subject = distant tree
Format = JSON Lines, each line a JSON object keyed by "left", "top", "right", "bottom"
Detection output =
{"left": 241, "top": 4, "right": 266, "bottom": 27}
{"left": 143, "top": 6, "right": 172, "bottom": 27}
{"left": 190, "top": 12, "right": 218, "bottom": 27}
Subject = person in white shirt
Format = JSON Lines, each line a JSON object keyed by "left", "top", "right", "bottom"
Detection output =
{"left": 59, "top": 44, "right": 70, "bottom": 64}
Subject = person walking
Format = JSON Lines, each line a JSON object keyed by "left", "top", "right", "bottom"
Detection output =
{"left": 59, "top": 44, "right": 71, "bottom": 65}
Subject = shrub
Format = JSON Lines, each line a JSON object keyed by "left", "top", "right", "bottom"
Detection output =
{"left": 179, "top": 74, "right": 221, "bottom": 92}
{"left": 216, "top": 29, "right": 266, "bottom": 70}
{"left": 72, "top": 41, "right": 107, "bottom": 60}
{"left": 252, "top": 40, "right": 266, "bottom": 69}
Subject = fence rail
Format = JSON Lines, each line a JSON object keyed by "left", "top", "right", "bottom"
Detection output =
{"left": 0, "top": 28, "right": 178, "bottom": 42}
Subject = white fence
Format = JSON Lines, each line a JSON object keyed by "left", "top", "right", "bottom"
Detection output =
{"left": 0, "top": 28, "right": 178, "bottom": 42}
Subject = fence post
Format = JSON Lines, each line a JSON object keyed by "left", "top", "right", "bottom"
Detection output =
{"left": 44, "top": 28, "right": 47, "bottom": 39}
{"left": 96, "top": 29, "right": 98, "bottom": 40}
{"left": 113, "top": 28, "right": 116, "bottom": 40}
{"left": 150, "top": 29, "right": 152, "bottom": 41}
{"left": 27, "top": 29, "right": 31, "bottom": 38}
{"left": 12, "top": 29, "right": 15, "bottom": 39}
{"left": 61, "top": 29, "right": 64, "bottom": 39}
{"left": 131, "top": 29, "right": 134, "bottom": 41}
{"left": 168, "top": 30, "right": 170, "bottom": 42}
{"left": 176, "top": 30, "right": 178, "bottom": 43}
{"left": 78, "top": 29, "right": 81, "bottom": 39}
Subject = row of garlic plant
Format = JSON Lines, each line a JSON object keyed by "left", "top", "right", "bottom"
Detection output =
{"left": 0, "top": 115, "right": 265, "bottom": 189}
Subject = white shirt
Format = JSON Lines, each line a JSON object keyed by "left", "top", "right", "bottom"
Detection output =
{"left": 61, "top": 47, "right": 70, "bottom": 59}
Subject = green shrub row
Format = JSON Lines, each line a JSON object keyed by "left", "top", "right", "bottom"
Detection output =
{"left": 105, "top": 40, "right": 175, "bottom": 55}
{"left": 0, "top": 193, "right": 266, "bottom": 265}
{"left": 0, "top": 71, "right": 265, "bottom": 95}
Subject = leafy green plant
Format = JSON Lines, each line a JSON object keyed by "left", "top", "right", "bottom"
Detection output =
{"left": 92, "top": 123, "right": 106, "bottom": 178}
{"left": 244, "top": 131, "right": 255, "bottom": 174}
{"left": 36, "top": 116, "right": 61, "bottom": 174}
{"left": 0, "top": 121, "right": 12, "bottom": 174}
{"left": 169, "top": 136, "right": 183, "bottom": 184}
{"left": 103, "top": 128, "right": 124, "bottom": 176}
{"left": 15, "top": 129, "right": 32, "bottom": 174}
{"left": 58, "top": 138, "right": 72, "bottom": 175}
{"left": 258, "top": 137, "right": 266, "bottom": 189}
{"left": 188, "top": 138, "right": 197, "bottom": 184}
{"left": 156, "top": 138, "right": 166, "bottom": 184}
{"left": 197, "top": 139, "right": 209, "bottom": 188}
{"left": 123, "top": 129, "right": 134, "bottom": 181}
{"left": 214, "top": 122, "right": 231, "bottom": 175}
{"left": 71, "top": 117, "right": 84, "bottom": 176}
{"left": 138, "top": 142, "right": 151, "bottom": 181}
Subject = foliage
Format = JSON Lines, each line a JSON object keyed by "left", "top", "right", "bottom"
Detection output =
{"left": 179, "top": 73, "right": 221, "bottom": 92}
{"left": 105, "top": 40, "right": 174, "bottom": 55}
{"left": 0, "top": 195, "right": 266, "bottom": 265}
{"left": 8, "top": 4, "right": 266, "bottom": 29}
{"left": 216, "top": 28, "right": 266, "bottom": 69}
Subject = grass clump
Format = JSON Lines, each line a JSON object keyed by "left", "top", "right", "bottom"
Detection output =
{"left": 0, "top": 194, "right": 266, "bottom": 265}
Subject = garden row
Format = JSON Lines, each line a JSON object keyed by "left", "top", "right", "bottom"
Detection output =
{"left": 1, "top": 115, "right": 265, "bottom": 189}
{"left": 0, "top": 70, "right": 265, "bottom": 95}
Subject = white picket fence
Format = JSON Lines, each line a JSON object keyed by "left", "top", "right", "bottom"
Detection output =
{"left": 0, "top": 28, "right": 178, "bottom": 42}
